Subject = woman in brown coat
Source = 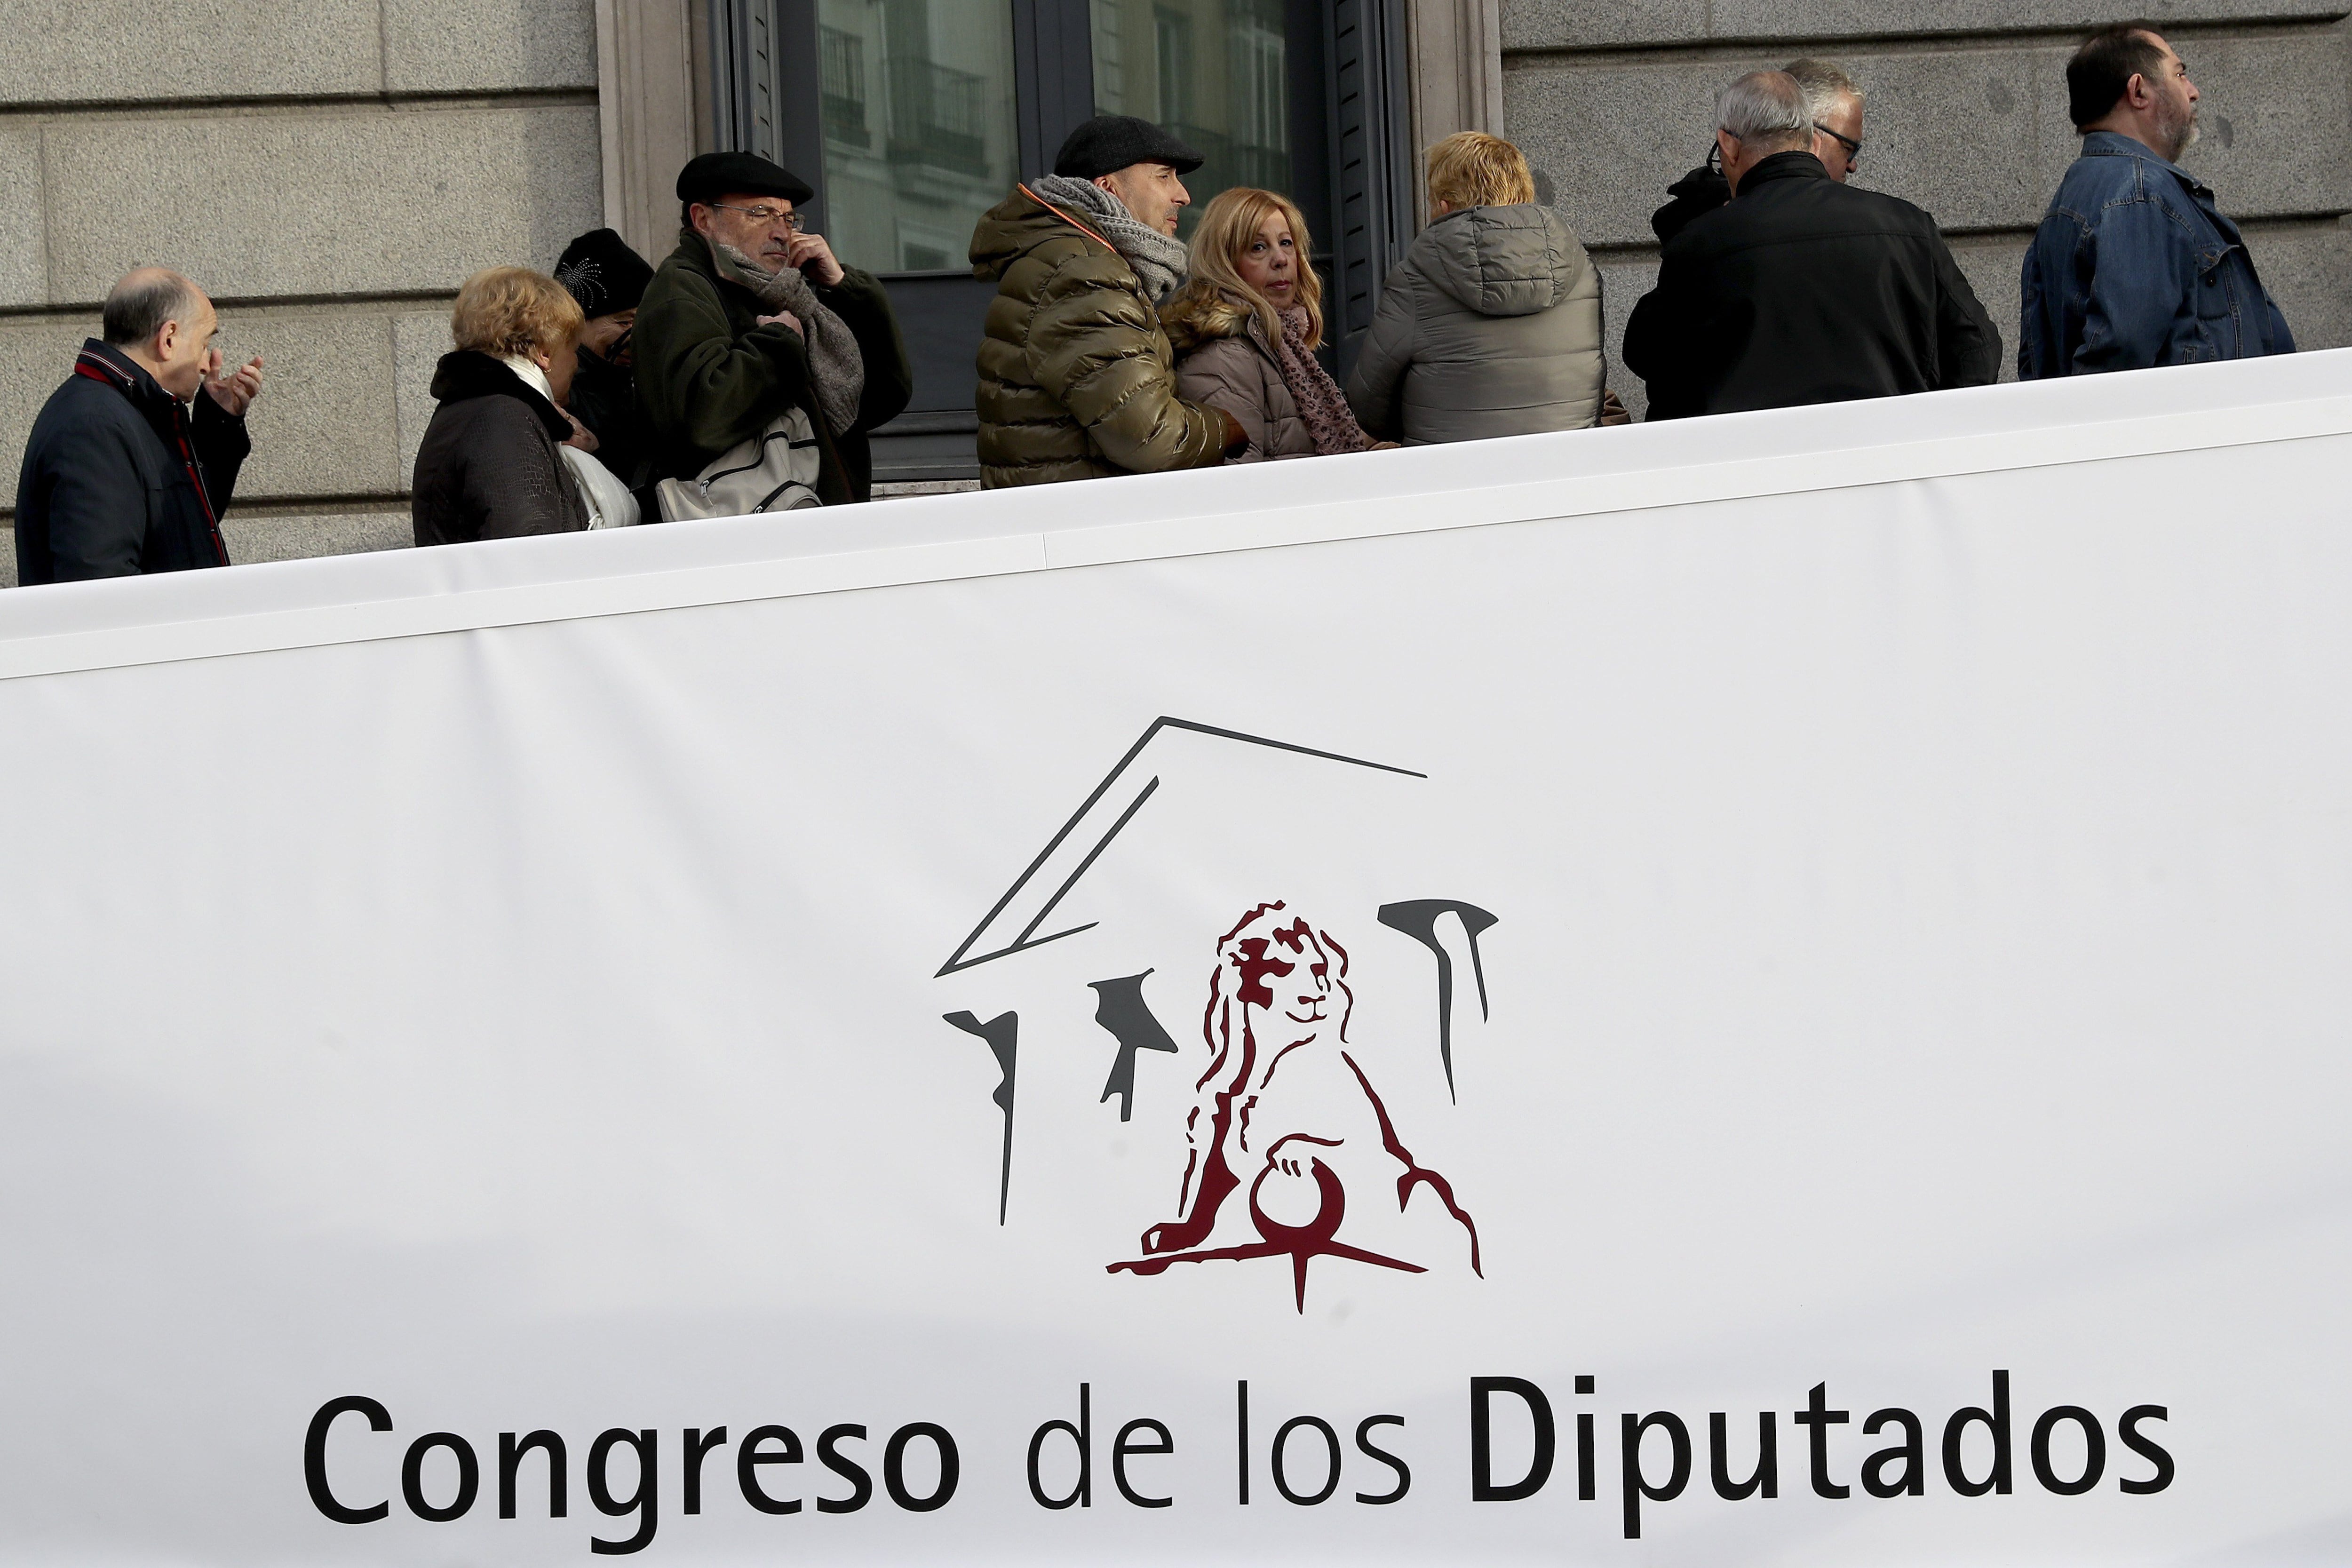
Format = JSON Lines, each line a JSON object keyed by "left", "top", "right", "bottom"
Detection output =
{"left": 1161, "top": 189, "right": 1391, "bottom": 463}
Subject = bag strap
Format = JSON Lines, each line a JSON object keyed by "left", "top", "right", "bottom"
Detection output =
{"left": 1020, "top": 183, "right": 1119, "bottom": 255}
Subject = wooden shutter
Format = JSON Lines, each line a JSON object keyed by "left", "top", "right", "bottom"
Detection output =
{"left": 1322, "top": 0, "right": 1412, "bottom": 379}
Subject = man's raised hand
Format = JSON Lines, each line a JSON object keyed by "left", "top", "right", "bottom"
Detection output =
{"left": 205, "top": 353, "right": 265, "bottom": 417}
{"left": 785, "top": 231, "right": 846, "bottom": 287}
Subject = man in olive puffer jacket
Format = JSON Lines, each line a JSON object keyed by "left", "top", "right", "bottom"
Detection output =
{"left": 1345, "top": 133, "right": 1607, "bottom": 445}
{"left": 969, "top": 115, "right": 1241, "bottom": 487}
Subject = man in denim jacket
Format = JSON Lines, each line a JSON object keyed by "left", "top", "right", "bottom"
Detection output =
{"left": 2019, "top": 24, "right": 2292, "bottom": 379}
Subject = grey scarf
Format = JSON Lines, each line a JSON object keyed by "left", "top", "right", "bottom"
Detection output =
{"left": 708, "top": 241, "right": 865, "bottom": 438}
{"left": 1027, "top": 174, "right": 1190, "bottom": 303}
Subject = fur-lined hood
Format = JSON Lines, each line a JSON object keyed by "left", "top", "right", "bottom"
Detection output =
{"left": 1160, "top": 287, "right": 1268, "bottom": 355}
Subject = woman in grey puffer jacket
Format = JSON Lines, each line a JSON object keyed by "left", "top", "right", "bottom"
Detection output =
{"left": 1345, "top": 133, "right": 1609, "bottom": 443}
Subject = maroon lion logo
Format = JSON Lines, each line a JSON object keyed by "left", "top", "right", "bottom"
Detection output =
{"left": 1109, "top": 902, "right": 1481, "bottom": 1310}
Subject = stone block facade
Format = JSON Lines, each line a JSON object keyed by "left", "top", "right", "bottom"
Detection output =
{"left": 1502, "top": 0, "right": 2352, "bottom": 416}
{"left": 0, "top": 0, "right": 600, "bottom": 587}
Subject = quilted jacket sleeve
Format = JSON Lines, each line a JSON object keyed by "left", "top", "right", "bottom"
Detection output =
{"left": 1343, "top": 264, "right": 1416, "bottom": 442}
{"left": 1024, "top": 253, "right": 1225, "bottom": 475}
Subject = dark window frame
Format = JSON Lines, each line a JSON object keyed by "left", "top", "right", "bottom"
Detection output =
{"left": 704, "top": 0, "right": 1412, "bottom": 482}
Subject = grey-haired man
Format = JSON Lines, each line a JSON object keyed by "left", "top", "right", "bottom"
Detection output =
{"left": 1785, "top": 57, "right": 1865, "bottom": 183}
{"left": 1625, "top": 70, "right": 1997, "bottom": 420}
{"left": 14, "top": 268, "right": 265, "bottom": 585}
{"left": 1652, "top": 56, "right": 1864, "bottom": 242}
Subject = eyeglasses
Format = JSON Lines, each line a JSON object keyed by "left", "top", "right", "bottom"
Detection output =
{"left": 708, "top": 202, "right": 803, "bottom": 230}
{"left": 1813, "top": 121, "right": 1863, "bottom": 162}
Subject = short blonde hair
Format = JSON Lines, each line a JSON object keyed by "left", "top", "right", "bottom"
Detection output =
{"left": 450, "top": 266, "right": 584, "bottom": 359}
{"left": 1426, "top": 131, "right": 1536, "bottom": 212}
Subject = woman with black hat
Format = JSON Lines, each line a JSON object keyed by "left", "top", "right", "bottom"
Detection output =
{"left": 553, "top": 227, "right": 657, "bottom": 493}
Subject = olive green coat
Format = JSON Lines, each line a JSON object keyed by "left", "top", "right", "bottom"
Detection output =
{"left": 634, "top": 230, "right": 912, "bottom": 504}
{"left": 968, "top": 187, "right": 1227, "bottom": 487}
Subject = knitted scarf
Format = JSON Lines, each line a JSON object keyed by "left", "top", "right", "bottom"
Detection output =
{"left": 707, "top": 241, "right": 866, "bottom": 437}
{"left": 1268, "top": 305, "right": 1376, "bottom": 455}
{"left": 1027, "top": 174, "right": 1190, "bottom": 303}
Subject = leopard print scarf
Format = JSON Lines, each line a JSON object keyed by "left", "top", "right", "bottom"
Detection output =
{"left": 1268, "top": 305, "right": 1375, "bottom": 455}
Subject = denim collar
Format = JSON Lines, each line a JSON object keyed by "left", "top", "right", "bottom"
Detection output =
{"left": 2078, "top": 130, "right": 2208, "bottom": 192}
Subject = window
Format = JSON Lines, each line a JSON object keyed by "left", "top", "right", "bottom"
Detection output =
{"left": 818, "top": 0, "right": 1017, "bottom": 276}
{"left": 1092, "top": 3, "right": 1125, "bottom": 109}
{"left": 820, "top": 26, "right": 868, "bottom": 147}
{"left": 1230, "top": 3, "right": 1287, "bottom": 191}
{"left": 1095, "top": 0, "right": 1293, "bottom": 241}
{"left": 1152, "top": 7, "right": 1194, "bottom": 128}
{"left": 705, "top": 0, "right": 1412, "bottom": 482}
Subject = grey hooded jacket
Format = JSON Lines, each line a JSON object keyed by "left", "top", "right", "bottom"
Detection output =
{"left": 1344, "top": 203, "right": 1605, "bottom": 444}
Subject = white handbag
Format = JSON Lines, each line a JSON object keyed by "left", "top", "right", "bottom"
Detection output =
{"left": 557, "top": 444, "right": 641, "bottom": 529}
{"left": 654, "top": 405, "right": 824, "bottom": 521}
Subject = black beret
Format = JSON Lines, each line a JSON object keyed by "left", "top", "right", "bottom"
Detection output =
{"left": 1051, "top": 114, "right": 1204, "bottom": 180}
{"left": 553, "top": 228, "right": 654, "bottom": 318}
{"left": 676, "top": 150, "right": 815, "bottom": 206}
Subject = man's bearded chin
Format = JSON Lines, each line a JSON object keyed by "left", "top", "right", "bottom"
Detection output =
{"left": 2166, "top": 104, "right": 2200, "bottom": 161}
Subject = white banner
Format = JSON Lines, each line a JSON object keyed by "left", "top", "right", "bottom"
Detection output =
{"left": 3, "top": 355, "right": 2350, "bottom": 1565}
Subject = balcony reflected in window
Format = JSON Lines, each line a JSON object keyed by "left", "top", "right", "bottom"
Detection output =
{"left": 1093, "top": 0, "right": 1290, "bottom": 242}
{"left": 819, "top": 0, "right": 1017, "bottom": 274}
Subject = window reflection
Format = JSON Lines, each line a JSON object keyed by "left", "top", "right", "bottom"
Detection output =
{"left": 819, "top": 0, "right": 1017, "bottom": 273}
{"left": 1091, "top": 0, "right": 1291, "bottom": 241}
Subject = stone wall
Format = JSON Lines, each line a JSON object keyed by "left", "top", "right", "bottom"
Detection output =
{"left": 1499, "top": 1, "right": 2352, "bottom": 417}
{"left": 0, "top": 0, "right": 604, "bottom": 585}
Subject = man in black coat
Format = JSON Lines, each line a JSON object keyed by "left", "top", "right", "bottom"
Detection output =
{"left": 14, "top": 269, "right": 265, "bottom": 585}
{"left": 1625, "top": 71, "right": 1998, "bottom": 421}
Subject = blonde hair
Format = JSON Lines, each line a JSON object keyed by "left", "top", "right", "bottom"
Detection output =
{"left": 1165, "top": 186, "right": 1326, "bottom": 350}
{"left": 450, "top": 266, "right": 584, "bottom": 359}
{"left": 1425, "top": 131, "right": 1536, "bottom": 212}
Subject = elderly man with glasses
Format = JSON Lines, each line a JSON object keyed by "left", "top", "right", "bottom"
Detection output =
{"left": 1650, "top": 56, "right": 1864, "bottom": 245}
{"left": 1787, "top": 58, "right": 1865, "bottom": 183}
{"left": 633, "top": 151, "right": 911, "bottom": 509}
{"left": 1625, "top": 69, "right": 1998, "bottom": 420}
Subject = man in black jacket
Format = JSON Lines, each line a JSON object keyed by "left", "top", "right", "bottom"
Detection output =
{"left": 1626, "top": 71, "right": 1998, "bottom": 420}
{"left": 14, "top": 269, "right": 265, "bottom": 585}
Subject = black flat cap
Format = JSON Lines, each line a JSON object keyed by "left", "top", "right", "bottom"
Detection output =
{"left": 676, "top": 150, "right": 814, "bottom": 206}
{"left": 1052, "top": 114, "right": 1204, "bottom": 180}
{"left": 554, "top": 228, "right": 654, "bottom": 317}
